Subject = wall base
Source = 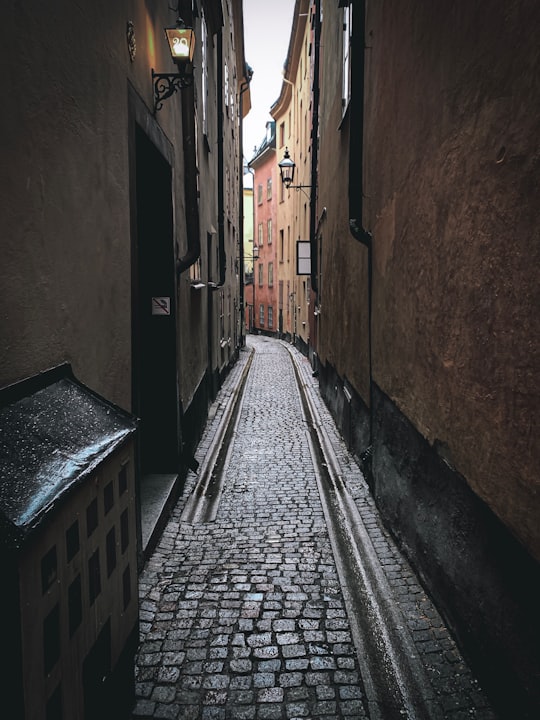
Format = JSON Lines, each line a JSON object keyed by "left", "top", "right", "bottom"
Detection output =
{"left": 372, "top": 383, "right": 540, "bottom": 718}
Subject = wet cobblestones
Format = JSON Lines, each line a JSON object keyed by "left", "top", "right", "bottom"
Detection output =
{"left": 132, "top": 336, "right": 496, "bottom": 719}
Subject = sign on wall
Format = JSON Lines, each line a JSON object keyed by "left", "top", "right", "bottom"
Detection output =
{"left": 296, "top": 241, "right": 311, "bottom": 275}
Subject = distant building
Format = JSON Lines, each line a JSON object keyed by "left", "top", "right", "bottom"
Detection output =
{"left": 248, "top": 122, "right": 279, "bottom": 336}
{"left": 271, "top": 0, "right": 312, "bottom": 350}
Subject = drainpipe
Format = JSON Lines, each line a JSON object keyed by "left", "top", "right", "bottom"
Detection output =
{"left": 215, "top": 28, "right": 226, "bottom": 287}
{"left": 348, "top": 0, "right": 374, "bottom": 485}
{"left": 310, "top": 0, "right": 321, "bottom": 297}
{"left": 238, "top": 66, "right": 254, "bottom": 347}
{"left": 176, "top": 3, "right": 200, "bottom": 275}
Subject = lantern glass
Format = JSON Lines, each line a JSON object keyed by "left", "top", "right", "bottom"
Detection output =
{"left": 278, "top": 148, "right": 296, "bottom": 188}
{"left": 165, "top": 27, "right": 195, "bottom": 64}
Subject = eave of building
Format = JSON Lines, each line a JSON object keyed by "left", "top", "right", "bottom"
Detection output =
{"left": 270, "top": 0, "right": 309, "bottom": 120}
{"left": 232, "top": 0, "right": 252, "bottom": 117}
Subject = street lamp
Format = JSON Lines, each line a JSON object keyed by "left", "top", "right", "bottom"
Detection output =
{"left": 152, "top": 17, "right": 195, "bottom": 113}
{"left": 278, "top": 148, "right": 312, "bottom": 194}
{"left": 251, "top": 244, "right": 259, "bottom": 333}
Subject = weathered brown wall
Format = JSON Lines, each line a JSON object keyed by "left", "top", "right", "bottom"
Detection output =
{"left": 364, "top": 0, "right": 540, "bottom": 560}
{"left": 0, "top": 2, "right": 133, "bottom": 407}
{"left": 316, "top": 6, "right": 370, "bottom": 406}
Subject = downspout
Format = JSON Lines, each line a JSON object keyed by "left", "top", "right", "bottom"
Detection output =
{"left": 176, "top": 3, "right": 200, "bottom": 275}
{"left": 239, "top": 66, "right": 253, "bottom": 347}
{"left": 216, "top": 28, "right": 226, "bottom": 287}
{"left": 348, "top": 0, "right": 374, "bottom": 485}
{"left": 310, "top": 0, "right": 321, "bottom": 296}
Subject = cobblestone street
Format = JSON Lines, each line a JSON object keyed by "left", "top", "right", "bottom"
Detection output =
{"left": 132, "top": 336, "right": 496, "bottom": 720}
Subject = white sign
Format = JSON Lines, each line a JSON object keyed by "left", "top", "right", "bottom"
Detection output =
{"left": 296, "top": 240, "right": 311, "bottom": 275}
{"left": 151, "top": 297, "right": 171, "bottom": 315}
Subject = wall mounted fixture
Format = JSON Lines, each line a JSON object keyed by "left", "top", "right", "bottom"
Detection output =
{"left": 278, "top": 148, "right": 312, "bottom": 195}
{"left": 152, "top": 17, "right": 195, "bottom": 113}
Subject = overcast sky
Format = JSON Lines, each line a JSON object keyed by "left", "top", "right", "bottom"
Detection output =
{"left": 242, "top": 0, "right": 296, "bottom": 161}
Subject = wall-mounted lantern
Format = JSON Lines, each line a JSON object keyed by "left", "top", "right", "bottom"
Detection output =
{"left": 278, "top": 148, "right": 312, "bottom": 196}
{"left": 152, "top": 18, "right": 195, "bottom": 113}
{"left": 278, "top": 148, "right": 296, "bottom": 189}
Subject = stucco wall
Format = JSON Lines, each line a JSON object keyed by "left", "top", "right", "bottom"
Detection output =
{"left": 316, "top": 4, "right": 371, "bottom": 410}
{"left": 364, "top": 0, "right": 540, "bottom": 560}
{"left": 0, "top": 2, "right": 132, "bottom": 407}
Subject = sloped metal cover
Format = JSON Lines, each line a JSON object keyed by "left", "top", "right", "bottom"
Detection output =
{"left": 0, "top": 365, "right": 137, "bottom": 549}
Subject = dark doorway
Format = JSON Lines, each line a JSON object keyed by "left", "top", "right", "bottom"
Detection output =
{"left": 133, "top": 126, "right": 179, "bottom": 474}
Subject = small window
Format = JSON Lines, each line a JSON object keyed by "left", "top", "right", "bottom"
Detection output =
{"left": 342, "top": 6, "right": 352, "bottom": 116}
{"left": 123, "top": 565, "right": 132, "bottom": 611}
{"left": 41, "top": 546, "right": 57, "bottom": 594}
{"left": 268, "top": 306, "right": 274, "bottom": 329}
{"left": 66, "top": 520, "right": 79, "bottom": 562}
{"left": 267, "top": 177, "right": 272, "bottom": 200}
{"left": 68, "top": 575, "right": 82, "bottom": 636}
{"left": 106, "top": 527, "right": 117, "bottom": 577}
{"left": 86, "top": 498, "right": 98, "bottom": 537}
{"left": 43, "top": 604, "right": 60, "bottom": 674}
{"left": 268, "top": 262, "right": 274, "bottom": 287}
{"left": 118, "top": 464, "right": 128, "bottom": 496}
{"left": 259, "top": 303, "right": 265, "bottom": 326}
{"left": 267, "top": 218, "right": 272, "bottom": 245}
{"left": 88, "top": 550, "right": 101, "bottom": 605}
{"left": 120, "top": 510, "right": 129, "bottom": 554}
{"left": 257, "top": 183, "right": 263, "bottom": 205}
{"left": 258, "top": 263, "right": 264, "bottom": 287}
{"left": 258, "top": 222, "right": 263, "bottom": 247}
{"left": 104, "top": 481, "right": 114, "bottom": 515}
{"left": 46, "top": 684, "right": 62, "bottom": 720}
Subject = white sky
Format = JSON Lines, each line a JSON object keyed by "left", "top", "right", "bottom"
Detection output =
{"left": 242, "top": 0, "right": 296, "bottom": 161}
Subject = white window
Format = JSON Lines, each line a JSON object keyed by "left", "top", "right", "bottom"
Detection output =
{"left": 342, "top": 6, "right": 352, "bottom": 116}
{"left": 201, "top": 10, "right": 208, "bottom": 137}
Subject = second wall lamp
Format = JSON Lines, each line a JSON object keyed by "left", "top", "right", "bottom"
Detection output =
{"left": 152, "top": 17, "right": 195, "bottom": 113}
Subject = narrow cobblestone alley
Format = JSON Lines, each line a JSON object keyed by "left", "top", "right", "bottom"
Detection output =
{"left": 132, "top": 337, "right": 496, "bottom": 720}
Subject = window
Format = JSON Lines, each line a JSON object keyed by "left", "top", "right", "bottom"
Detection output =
{"left": 259, "top": 304, "right": 265, "bottom": 326}
{"left": 258, "top": 263, "right": 264, "bottom": 287}
{"left": 68, "top": 576, "right": 82, "bottom": 636}
{"left": 41, "top": 546, "right": 57, "bottom": 594}
{"left": 342, "top": 6, "right": 352, "bottom": 116}
{"left": 88, "top": 550, "right": 101, "bottom": 605}
{"left": 66, "top": 520, "right": 79, "bottom": 562}
{"left": 43, "top": 604, "right": 60, "bottom": 673}
{"left": 121, "top": 509, "right": 129, "bottom": 553}
{"left": 86, "top": 498, "right": 98, "bottom": 537}
{"left": 280, "top": 122, "right": 285, "bottom": 147}
{"left": 257, "top": 183, "right": 263, "bottom": 205}
{"left": 267, "top": 177, "right": 272, "bottom": 200}
{"left": 267, "top": 218, "right": 272, "bottom": 245}
{"left": 258, "top": 222, "right": 263, "bottom": 247}
{"left": 280, "top": 229, "right": 284, "bottom": 262}
{"left": 268, "top": 306, "right": 274, "bottom": 329}
{"left": 118, "top": 464, "right": 128, "bottom": 495}
{"left": 201, "top": 10, "right": 208, "bottom": 137}
{"left": 123, "top": 565, "right": 132, "bottom": 611}
{"left": 268, "top": 262, "right": 274, "bottom": 287}
{"left": 106, "top": 527, "right": 117, "bottom": 577}
{"left": 104, "top": 481, "right": 114, "bottom": 515}
{"left": 46, "top": 684, "right": 62, "bottom": 720}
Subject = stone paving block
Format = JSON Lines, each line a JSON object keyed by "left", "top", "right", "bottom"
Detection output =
{"left": 132, "top": 337, "right": 496, "bottom": 720}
